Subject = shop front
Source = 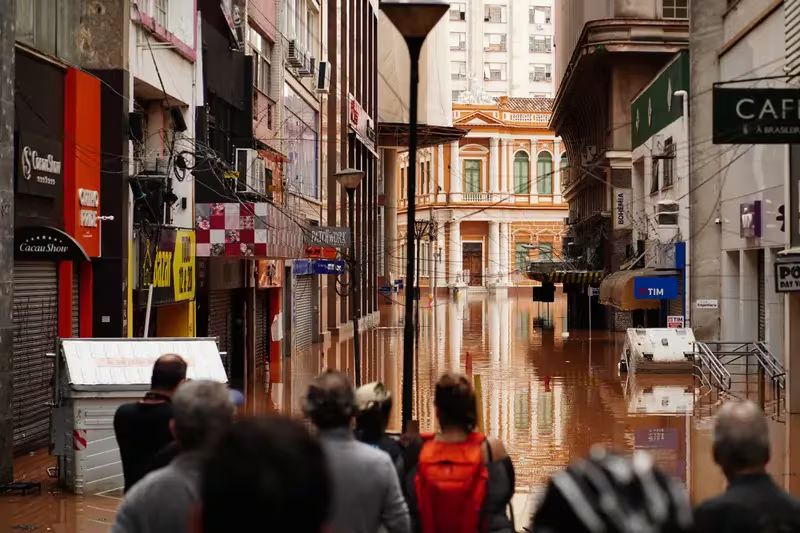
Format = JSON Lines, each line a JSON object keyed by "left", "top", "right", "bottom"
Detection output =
{"left": 599, "top": 269, "right": 681, "bottom": 329}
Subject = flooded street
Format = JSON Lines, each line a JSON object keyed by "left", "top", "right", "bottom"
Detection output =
{"left": 3, "top": 290, "right": 800, "bottom": 531}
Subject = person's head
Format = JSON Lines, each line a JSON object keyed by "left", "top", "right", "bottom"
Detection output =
{"left": 531, "top": 447, "right": 693, "bottom": 533}
{"left": 201, "top": 416, "right": 330, "bottom": 533}
{"left": 151, "top": 353, "right": 188, "bottom": 393}
{"left": 434, "top": 373, "right": 476, "bottom": 433}
{"left": 171, "top": 380, "right": 234, "bottom": 452}
{"left": 354, "top": 381, "right": 393, "bottom": 443}
{"left": 303, "top": 370, "right": 355, "bottom": 430}
{"left": 712, "top": 400, "right": 770, "bottom": 480}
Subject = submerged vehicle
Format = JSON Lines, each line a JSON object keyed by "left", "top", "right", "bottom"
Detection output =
{"left": 619, "top": 327, "right": 696, "bottom": 373}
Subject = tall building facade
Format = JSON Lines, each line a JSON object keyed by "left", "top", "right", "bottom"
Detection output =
{"left": 449, "top": 0, "right": 556, "bottom": 101}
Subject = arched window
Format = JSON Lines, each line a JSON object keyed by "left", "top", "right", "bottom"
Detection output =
{"left": 560, "top": 152, "right": 568, "bottom": 176}
{"left": 537, "top": 151, "right": 553, "bottom": 195}
{"left": 513, "top": 152, "right": 530, "bottom": 194}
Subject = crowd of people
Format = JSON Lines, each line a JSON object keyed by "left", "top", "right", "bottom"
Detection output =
{"left": 110, "top": 353, "right": 800, "bottom": 532}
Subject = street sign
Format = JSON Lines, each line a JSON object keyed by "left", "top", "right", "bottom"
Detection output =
{"left": 695, "top": 299, "right": 719, "bottom": 310}
{"left": 633, "top": 277, "right": 678, "bottom": 300}
{"left": 775, "top": 259, "right": 800, "bottom": 292}
{"left": 713, "top": 88, "right": 800, "bottom": 144}
{"left": 667, "top": 315, "right": 685, "bottom": 328}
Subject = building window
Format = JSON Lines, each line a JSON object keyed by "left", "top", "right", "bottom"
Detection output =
{"left": 650, "top": 157, "right": 660, "bottom": 194}
{"left": 529, "top": 35, "right": 553, "bottom": 53}
{"left": 534, "top": 242, "right": 553, "bottom": 262}
{"left": 484, "top": 33, "right": 507, "bottom": 52}
{"left": 464, "top": 160, "right": 482, "bottom": 192}
{"left": 284, "top": 83, "right": 319, "bottom": 199}
{"left": 663, "top": 0, "right": 689, "bottom": 19}
{"left": 560, "top": 152, "right": 568, "bottom": 182}
{"left": 15, "top": 0, "right": 81, "bottom": 62}
{"left": 450, "top": 32, "right": 467, "bottom": 51}
{"left": 537, "top": 151, "right": 553, "bottom": 194}
{"left": 452, "top": 90, "right": 463, "bottom": 102}
{"left": 450, "top": 2, "right": 466, "bottom": 21}
{"left": 529, "top": 6, "right": 552, "bottom": 24}
{"left": 663, "top": 137, "right": 675, "bottom": 188}
{"left": 529, "top": 64, "right": 552, "bottom": 82}
{"left": 249, "top": 29, "right": 273, "bottom": 96}
{"left": 484, "top": 62, "right": 507, "bottom": 81}
{"left": 516, "top": 244, "right": 530, "bottom": 271}
{"left": 154, "top": 0, "right": 169, "bottom": 27}
{"left": 514, "top": 152, "right": 530, "bottom": 194}
{"left": 484, "top": 4, "right": 506, "bottom": 23}
{"left": 451, "top": 61, "right": 467, "bottom": 80}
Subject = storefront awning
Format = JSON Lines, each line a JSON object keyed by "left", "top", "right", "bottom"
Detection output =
{"left": 599, "top": 268, "right": 679, "bottom": 311}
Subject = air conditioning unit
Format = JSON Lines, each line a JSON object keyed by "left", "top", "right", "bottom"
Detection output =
{"left": 287, "top": 40, "right": 303, "bottom": 67}
{"left": 235, "top": 148, "right": 267, "bottom": 195}
{"left": 655, "top": 200, "right": 680, "bottom": 242}
{"left": 316, "top": 60, "right": 330, "bottom": 93}
{"left": 651, "top": 242, "right": 678, "bottom": 270}
{"left": 298, "top": 55, "right": 316, "bottom": 77}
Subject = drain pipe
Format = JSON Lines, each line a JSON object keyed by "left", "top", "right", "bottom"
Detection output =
{"left": 674, "top": 89, "right": 691, "bottom": 327}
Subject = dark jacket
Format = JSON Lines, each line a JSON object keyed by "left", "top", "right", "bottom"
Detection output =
{"left": 695, "top": 473, "right": 800, "bottom": 533}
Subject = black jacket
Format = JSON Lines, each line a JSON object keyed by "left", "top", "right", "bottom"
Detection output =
{"left": 695, "top": 473, "right": 800, "bottom": 533}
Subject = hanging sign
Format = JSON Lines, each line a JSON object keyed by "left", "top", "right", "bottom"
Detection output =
{"left": 305, "top": 227, "right": 351, "bottom": 249}
{"left": 713, "top": 88, "right": 800, "bottom": 144}
{"left": 15, "top": 226, "right": 89, "bottom": 261}
{"left": 143, "top": 228, "right": 196, "bottom": 306}
{"left": 348, "top": 95, "right": 377, "bottom": 155}
{"left": 613, "top": 188, "right": 631, "bottom": 229}
{"left": 16, "top": 132, "right": 63, "bottom": 198}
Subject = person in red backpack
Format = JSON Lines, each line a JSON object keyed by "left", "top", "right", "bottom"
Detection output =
{"left": 404, "top": 373, "right": 515, "bottom": 533}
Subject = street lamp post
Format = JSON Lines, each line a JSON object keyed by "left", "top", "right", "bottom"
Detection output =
{"left": 336, "top": 168, "right": 365, "bottom": 386}
{"left": 380, "top": 0, "right": 449, "bottom": 428}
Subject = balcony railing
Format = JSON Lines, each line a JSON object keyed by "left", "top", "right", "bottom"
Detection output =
{"left": 463, "top": 191, "right": 491, "bottom": 203}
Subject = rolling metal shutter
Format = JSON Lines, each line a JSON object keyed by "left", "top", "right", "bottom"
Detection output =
{"left": 758, "top": 250, "right": 766, "bottom": 342}
{"left": 208, "top": 290, "right": 232, "bottom": 377}
{"left": 71, "top": 269, "right": 79, "bottom": 337}
{"left": 255, "top": 292, "right": 267, "bottom": 375}
{"left": 13, "top": 261, "right": 58, "bottom": 452}
{"left": 294, "top": 276, "right": 313, "bottom": 351}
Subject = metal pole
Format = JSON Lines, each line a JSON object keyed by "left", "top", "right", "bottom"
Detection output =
{"left": 0, "top": 0, "right": 14, "bottom": 483}
{"left": 349, "top": 188, "right": 361, "bottom": 386}
{"left": 144, "top": 284, "right": 154, "bottom": 338}
{"left": 402, "top": 38, "right": 423, "bottom": 428}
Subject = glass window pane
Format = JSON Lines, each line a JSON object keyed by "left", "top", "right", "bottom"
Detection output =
{"left": 514, "top": 153, "right": 530, "bottom": 194}
{"left": 537, "top": 152, "right": 553, "bottom": 194}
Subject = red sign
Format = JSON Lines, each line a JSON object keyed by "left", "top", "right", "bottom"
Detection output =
{"left": 667, "top": 315, "right": 685, "bottom": 328}
{"left": 306, "top": 246, "right": 338, "bottom": 259}
{"left": 63, "top": 68, "right": 101, "bottom": 257}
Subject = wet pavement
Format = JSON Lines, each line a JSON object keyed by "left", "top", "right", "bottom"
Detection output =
{"left": 3, "top": 289, "right": 800, "bottom": 531}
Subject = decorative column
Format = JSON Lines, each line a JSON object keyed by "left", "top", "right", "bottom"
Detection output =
{"left": 383, "top": 149, "right": 398, "bottom": 284}
{"left": 554, "top": 140, "right": 562, "bottom": 203}
{"left": 450, "top": 141, "right": 461, "bottom": 202}
{"left": 437, "top": 144, "right": 446, "bottom": 203}
{"left": 489, "top": 137, "right": 499, "bottom": 199}
{"left": 499, "top": 138, "right": 508, "bottom": 194}
{"left": 435, "top": 221, "right": 447, "bottom": 289}
{"left": 449, "top": 220, "right": 463, "bottom": 287}
{"left": 488, "top": 220, "right": 500, "bottom": 287}
{"left": 500, "top": 222, "right": 510, "bottom": 286}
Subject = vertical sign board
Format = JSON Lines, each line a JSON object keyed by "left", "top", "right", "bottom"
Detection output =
{"left": 613, "top": 188, "right": 632, "bottom": 230}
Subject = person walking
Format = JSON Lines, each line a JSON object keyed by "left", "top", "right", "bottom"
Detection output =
{"left": 111, "top": 380, "right": 235, "bottom": 533}
{"left": 305, "top": 370, "right": 410, "bottom": 533}
{"left": 114, "top": 354, "right": 187, "bottom": 492}
{"left": 405, "top": 373, "right": 514, "bottom": 533}
{"left": 695, "top": 400, "right": 800, "bottom": 533}
{"left": 201, "top": 416, "right": 331, "bottom": 533}
{"left": 355, "top": 381, "right": 404, "bottom": 472}
{"left": 530, "top": 446, "right": 693, "bottom": 533}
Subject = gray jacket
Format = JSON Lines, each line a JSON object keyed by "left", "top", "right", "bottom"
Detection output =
{"left": 320, "top": 428, "right": 411, "bottom": 533}
{"left": 111, "top": 452, "right": 201, "bottom": 533}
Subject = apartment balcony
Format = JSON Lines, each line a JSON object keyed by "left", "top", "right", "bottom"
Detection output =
{"left": 397, "top": 191, "right": 564, "bottom": 209}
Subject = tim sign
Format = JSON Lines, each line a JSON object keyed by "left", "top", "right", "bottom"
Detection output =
{"left": 633, "top": 277, "right": 678, "bottom": 300}
{"left": 776, "top": 259, "right": 800, "bottom": 292}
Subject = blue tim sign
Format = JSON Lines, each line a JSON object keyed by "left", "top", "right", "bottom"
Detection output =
{"left": 634, "top": 277, "right": 678, "bottom": 300}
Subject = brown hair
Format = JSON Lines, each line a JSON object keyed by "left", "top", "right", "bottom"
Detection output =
{"left": 434, "top": 373, "right": 476, "bottom": 432}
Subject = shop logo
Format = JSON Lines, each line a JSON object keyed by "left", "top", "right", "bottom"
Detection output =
{"left": 21, "top": 145, "right": 61, "bottom": 185}
{"left": 18, "top": 235, "right": 69, "bottom": 255}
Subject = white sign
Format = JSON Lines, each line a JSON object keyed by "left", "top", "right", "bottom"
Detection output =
{"left": 776, "top": 260, "right": 800, "bottom": 292}
{"left": 348, "top": 95, "right": 376, "bottom": 155}
{"left": 695, "top": 299, "right": 719, "bottom": 310}
{"left": 613, "top": 188, "right": 631, "bottom": 229}
{"left": 589, "top": 287, "right": 600, "bottom": 297}
{"left": 667, "top": 315, "right": 685, "bottom": 328}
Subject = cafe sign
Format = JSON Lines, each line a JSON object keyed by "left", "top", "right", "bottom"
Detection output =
{"left": 16, "top": 132, "right": 63, "bottom": 198}
{"left": 713, "top": 87, "right": 800, "bottom": 144}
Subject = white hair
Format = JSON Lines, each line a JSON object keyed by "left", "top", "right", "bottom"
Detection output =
{"left": 172, "top": 380, "right": 234, "bottom": 451}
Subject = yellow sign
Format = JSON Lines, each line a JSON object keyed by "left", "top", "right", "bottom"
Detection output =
{"left": 173, "top": 230, "right": 195, "bottom": 302}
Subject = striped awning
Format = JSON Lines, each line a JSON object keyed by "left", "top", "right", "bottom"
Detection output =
{"left": 527, "top": 270, "right": 605, "bottom": 285}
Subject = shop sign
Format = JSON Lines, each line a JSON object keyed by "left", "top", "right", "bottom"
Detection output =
{"left": 667, "top": 315, "right": 685, "bottom": 328}
{"left": 312, "top": 260, "right": 346, "bottom": 275}
{"left": 633, "top": 277, "right": 678, "bottom": 300}
{"left": 15, "top": 226, "right": 89, "bottom": 261}
{"left": 740, "top": 201, "right": 761, "bottom": 238}
{"left": 143, "top": 229, "right": 196, "bottom": 305}
{"left": 713, "top": 88, "right": 800, "bottom": 144}
{"left": 305, "top": 226, "right": 351, "bottom": 249}
{"left": 348, "top": 94, "right": 377, "bottom": 154}
{"left": 613, "top": 188, "right": 631, "bottom": 230}
{"left": 775, "top": 259, "right": 800, "bottom": 292}
{"left": 17, "top": 132, "right": 63, "bottom": 198}
{"left": 306, "top": 246, "right": 338, "bottom": 259}
{"left": 695, "top": 299, "right": 719, "bottom": 309}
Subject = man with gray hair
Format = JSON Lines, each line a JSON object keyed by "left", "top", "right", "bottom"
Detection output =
{"left": 111, "top": 380, "right": 234, "bottom": 533}
{"left": 695, "top": 400, "right": 800, "bottom": 532}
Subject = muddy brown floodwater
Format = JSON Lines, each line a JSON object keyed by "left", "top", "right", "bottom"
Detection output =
{"left": 4, "top": 290, "right": 800, "bottom": 531}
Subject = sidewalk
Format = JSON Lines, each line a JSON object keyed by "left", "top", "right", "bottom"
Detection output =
{"left": 0, "top": 449, "right": 120, "bottom": 532}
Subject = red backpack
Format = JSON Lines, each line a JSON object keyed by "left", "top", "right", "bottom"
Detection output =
{"left": 414, "top": 432, "right": 489, "bottom": 533}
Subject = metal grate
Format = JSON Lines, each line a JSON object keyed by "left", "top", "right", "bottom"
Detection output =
{"left": 208, "top": 291, "right": 232, "bottom": 377}
{"left": 294, "top": 276, "right": 313, "bottom": 351}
